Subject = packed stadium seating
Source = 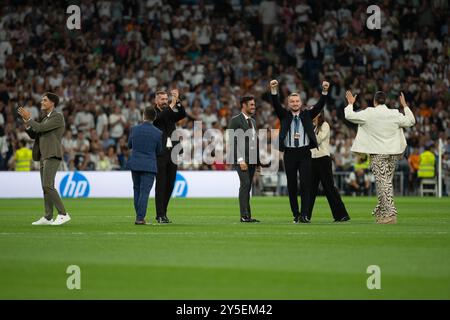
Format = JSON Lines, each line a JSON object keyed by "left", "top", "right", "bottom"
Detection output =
{"left": 0, "top": 0, "right": 448, "bottom": 194}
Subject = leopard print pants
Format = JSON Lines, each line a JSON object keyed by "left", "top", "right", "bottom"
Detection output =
{"left": 370, "top": 154, "right": 403, "bottom": 218}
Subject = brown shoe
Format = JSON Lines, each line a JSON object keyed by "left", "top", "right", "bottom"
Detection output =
{"left": 376, "top": 216, "right": 397, "bottom": 224}
{"left": 135, "top": 219, "right": 149, "bottom": 225}
{"left": 383, "top": 216, "right": 397, "bottom": 224}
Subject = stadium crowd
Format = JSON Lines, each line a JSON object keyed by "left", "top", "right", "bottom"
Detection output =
{"left": 0, "top": 0, "right": 449, "bottom": 194}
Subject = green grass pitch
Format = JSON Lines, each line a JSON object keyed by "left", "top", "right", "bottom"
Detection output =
{"left": 0, "top": 196, "right": 449, "bottom": 299}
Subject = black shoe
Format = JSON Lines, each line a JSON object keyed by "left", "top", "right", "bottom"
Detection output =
{"left": 156, "top": 216, "right": 171, "bottom": 224}
{"left": 299, "top": 216, "right": 311, "bottom": 224}
{"left": 334, "top": 216, "right": 351, "bottom": 223}
{"left": 293, "top": 216, "right": 300, "bottom": 224}
{"left": 240, "top": 216, "right": 260, "bottom": 223}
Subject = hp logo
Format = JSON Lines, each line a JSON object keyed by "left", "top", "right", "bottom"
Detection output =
{"left": 60, "top": 172, "right": 90, "bottom": 198}
{"left": 172, "top": 173, "right": 188, "bottom": 198}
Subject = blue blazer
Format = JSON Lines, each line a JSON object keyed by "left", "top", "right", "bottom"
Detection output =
{"left": 127, "top": 122, "right": 162, "bottom": 173}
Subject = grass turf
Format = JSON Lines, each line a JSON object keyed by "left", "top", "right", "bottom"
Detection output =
{"left": 0, "top": 196, "right": 449, "bottom": 299}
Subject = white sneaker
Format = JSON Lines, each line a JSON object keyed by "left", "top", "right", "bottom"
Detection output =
{"left": 32, "top": 217, "right": 53, "bottom": 225}
{"left": 52, "top": 213, "right": 71, "bottom": 226}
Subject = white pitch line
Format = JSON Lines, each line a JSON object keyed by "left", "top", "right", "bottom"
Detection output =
{"left": 0, "top": 231, "right": 448, "bottom": 236}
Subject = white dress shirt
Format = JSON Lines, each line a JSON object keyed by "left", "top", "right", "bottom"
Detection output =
{"left": 344, "top": 104, "right": 415, "bottom": 155}
{"left": 242, "top": 112, "right": 256, "bottom": 140}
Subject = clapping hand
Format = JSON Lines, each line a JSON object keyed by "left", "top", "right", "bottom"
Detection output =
{"left": 170, "top": 89, "right": 179, "bottom": 108}
{"left": 399, "top": 92, "right": 408, "bottom": 108}
{"left": 17, "top": 107, "right": 31, "bottom": 122}
{"left": 346, "top": 91, "right": 357, "bottom": 105}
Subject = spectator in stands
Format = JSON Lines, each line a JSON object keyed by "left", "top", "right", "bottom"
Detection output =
{"left": 347, "top": 168, "right": 370, "bottom": 196}
{"left": 106, "top": 145, "right": 120, "bottom": 170}
{"left": 418, "top": 143, "right": 436, "bottom": 179}
{"left": 408, "top": 148, "right": 421, "bottom": 193}
{"left": 443, "top": 153, "right": 450, "bottom": 196}
{"left": 109, "top": 106, "right": 127, "bottom": 144}
{"left": 74, "top": 131, "right": 90, "bottom": 157}
{"left": 97, "top": 151, "right": 112, "bottom": 171}
{"left": 12, "top": 140, "right": 32, "bottom": 171}
{"left": 0, "top": 0, "right": 446, "bottom": 201}
{"left": 74, "top": 105, "right": 95, "bottom": 133}
{"left": 0, "top": 126, "right": 9, "bottom": 170}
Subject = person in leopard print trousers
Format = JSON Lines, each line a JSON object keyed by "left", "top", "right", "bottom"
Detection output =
{"left": 344, "top": 91, "right": 416, "bottom": 224}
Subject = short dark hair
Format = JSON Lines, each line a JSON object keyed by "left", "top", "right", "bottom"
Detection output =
{"left": 43, "top": 92, "right": 59, "bottom": 107}
{"left": 144, "top": 106, "right": 156, "bottom": 121}
{"left": 240, "top": 95, "right": 254, "bottom": 108}
{"left": 374, "top": 91, "right": 386, "bottom": 105}
{"left": 155, "top": 90, "right": 167, "bottom": 96}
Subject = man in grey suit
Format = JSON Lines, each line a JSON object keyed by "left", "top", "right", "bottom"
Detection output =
{"left": 228, "top": 96, "right": 260, "bottom": 223}
{"left": 18, "top": 92, "right": 71, "bottom": 226}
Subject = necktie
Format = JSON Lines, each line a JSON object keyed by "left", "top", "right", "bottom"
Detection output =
{"left": 247, "top": 117, "right": 255, "bottom": 142}
{"left": 294, "top": 115, "right": 300, "bottom": 147}
{"left": 247, "top": 118, "right": 253, "bottom": 129}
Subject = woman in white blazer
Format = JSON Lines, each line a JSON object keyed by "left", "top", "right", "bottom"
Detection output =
{"left": 344, "top": 91, "right": 415, "bottom": 224}
{"left": 310, "top": 111, "right": 350, "bottom": 222}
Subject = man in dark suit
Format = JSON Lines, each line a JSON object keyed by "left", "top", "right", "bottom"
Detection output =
{"left": 153, "top": 89, "right": 186, "bottom": 223}
{"left": 127, "top": 107, "right": 162, "bottom": 225}
{"left": 270, "top": 79, "right": 330, "bottom": 223}
{"left": 228, "top": 96, "right": 260, "bottom": 223}
{"left": 18, "top": 92, "right": 70, "bottom": 226}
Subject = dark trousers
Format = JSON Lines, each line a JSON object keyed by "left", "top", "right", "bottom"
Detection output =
{"left": 131, "top": 171, "right": 155, "bottom": 221}
{"left": 284, "top": 147, "right": 312, "bottom": 218}
{"left": 155, "top": 150, "right": 177, "bottom": 218}
{"left": 310, "top": 156, "right": 349, "bottom": 220}
{"left": 236, "top": 164, "right": 256, "bottom": 217}
{"left": 40, "top": 158, "right": 66, "bottom": 220}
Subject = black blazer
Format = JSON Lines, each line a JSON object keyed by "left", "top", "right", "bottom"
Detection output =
{"left": 271, "top": 93, "right": 328, "bottom": 151}
{"left": 153, "top": 101, "right": 186, "bottom": 153}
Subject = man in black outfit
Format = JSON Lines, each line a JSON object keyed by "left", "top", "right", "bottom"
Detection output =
{"left": 153, "top": 89, "right": 186, "bottom": 223}
{"left": 269, "top": 79, "right": 330, "bottom": 223}
{"left": 228, "top": 96, "right": 260, "bottom": 223}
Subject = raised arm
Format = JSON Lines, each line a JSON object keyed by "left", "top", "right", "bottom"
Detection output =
{"left": 309, "top": 81, "right": 330, "bottom": 119}
{"left": 26, "top": 113, "right": 65, "bottom": 133}
{"left": 397, "top": 92, "right": 416, "bottom": 128}
{"left": 344, "top": 91, "right": 368, "bottom": 124}
{"left": 168, "top": 89, "right": 186, "bottom": 122}
{"left": 269, "top": 80, "right": 288, "bottom": 120}
{"left": 155, "top": 89, "right": 187, "bottom": 123}
{"left": 170, "top": 101, "right": 187, "bottom": 122}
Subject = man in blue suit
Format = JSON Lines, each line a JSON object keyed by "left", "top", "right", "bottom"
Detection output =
{"left": 127, "top": 107, "right": 162, "bottom": 225}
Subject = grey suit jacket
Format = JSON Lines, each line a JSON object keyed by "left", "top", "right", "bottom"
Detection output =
{"left": 228, "top": 113, "right": 258, "bottom": 165}
{"left": 25, "top": 111, "right": 65, "bottom": 161}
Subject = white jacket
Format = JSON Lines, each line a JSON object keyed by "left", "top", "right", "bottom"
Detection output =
{"left": 344, "top": 104, "right": 415, "bottom": 155}
{"left": 311, "top": 121, "right": 331, "bottom": 158}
